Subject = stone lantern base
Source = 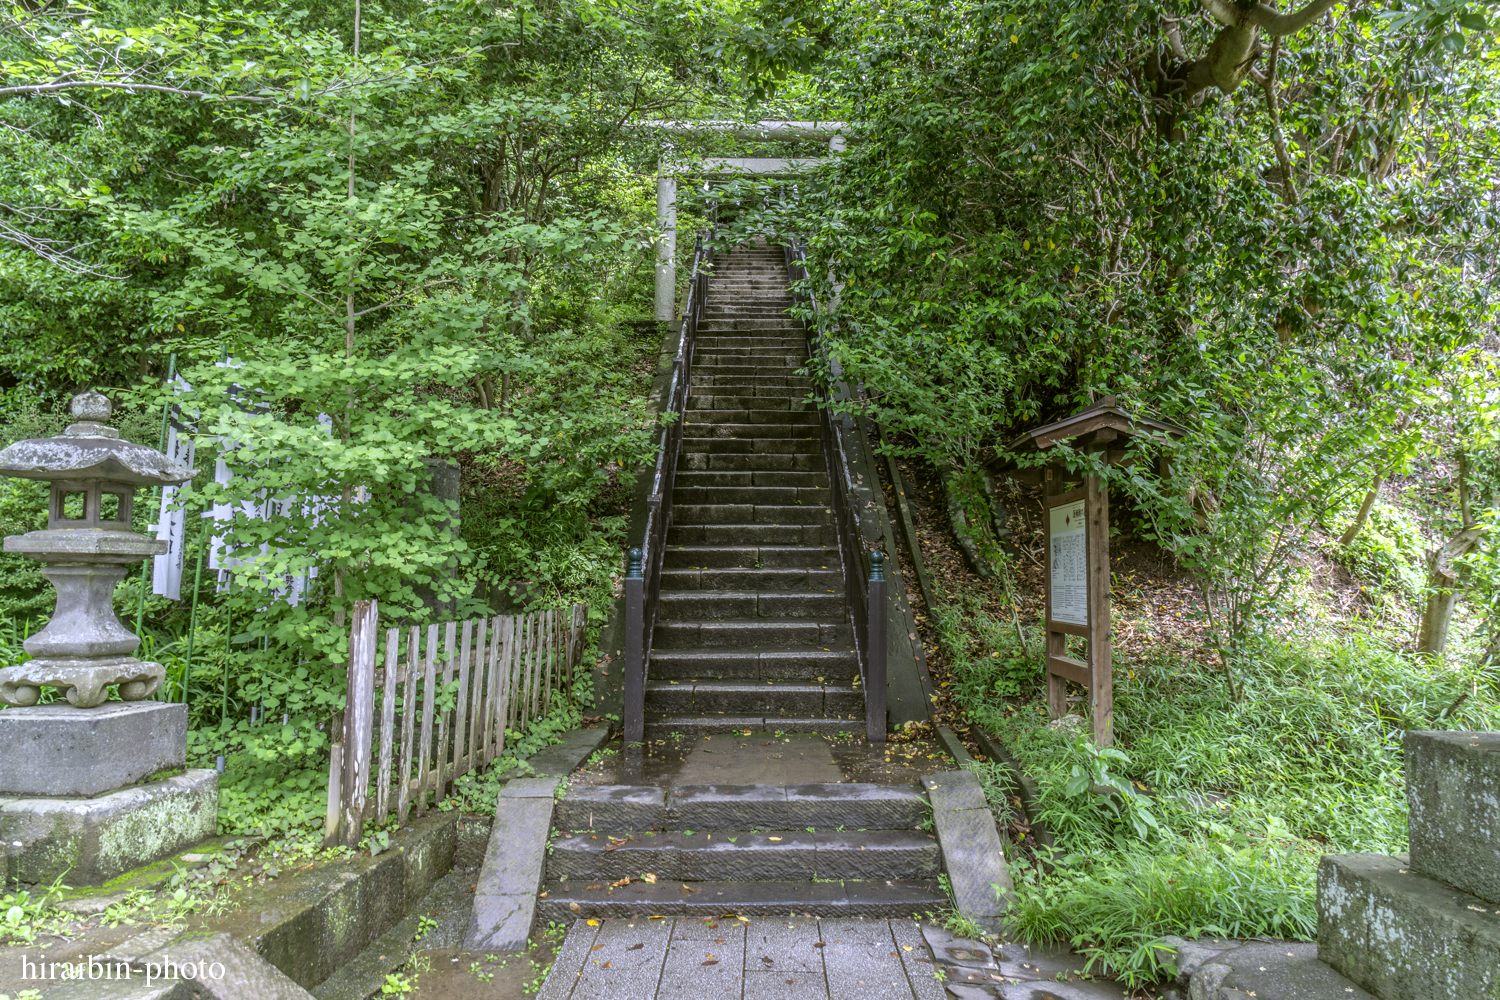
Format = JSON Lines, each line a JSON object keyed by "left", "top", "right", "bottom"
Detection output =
{"left": 0, "top": 702, "right": 219, "bottom": 886}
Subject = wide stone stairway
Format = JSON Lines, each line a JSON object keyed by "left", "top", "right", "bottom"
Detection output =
{"left": 648, "top": 242, "right": 862, "bottom": 736}
{"left": 529, "top": 243, "right": 953, "bottom": 926}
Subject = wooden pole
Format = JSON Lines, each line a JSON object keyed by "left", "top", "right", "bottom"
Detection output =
{"left": 1086, "top": 473, "right": 1113, "bottom": 747}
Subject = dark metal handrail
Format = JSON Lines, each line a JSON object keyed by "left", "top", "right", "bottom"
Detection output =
{"left": 783, "top": 240, "right": 887, "bottom": 742}
{"left": 623, "top": 234, "right": 714, "bottom": 744}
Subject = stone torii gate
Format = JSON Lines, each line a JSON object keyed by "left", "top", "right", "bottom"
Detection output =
{"left": 644, "top": 120, "right": 848, "bottom": 321}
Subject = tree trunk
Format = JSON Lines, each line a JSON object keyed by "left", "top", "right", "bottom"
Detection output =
{"left": 1417, "top": 526, "right": 1482, "bottom": 659}
{"left": 1338, "top": 475, "right": 1382, "bottom": 545}
{"left": 935, "top": 459, "right": 993, "bottom": 579}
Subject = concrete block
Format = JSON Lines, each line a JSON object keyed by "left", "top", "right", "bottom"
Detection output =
{"left": 0, "top": 701, "right": 186, "bottom": 797}
{"left": 1405, "top": 730, "right": 1500, "bottom": 904}
{"left": 0, "top": 768, "right": 217, "bottom": 885}
{"left": 1317, "top": 853, "right": 1500, "bottom": 1000}
{"left": 464, "top": 781, "right": 557, "bottom": 950}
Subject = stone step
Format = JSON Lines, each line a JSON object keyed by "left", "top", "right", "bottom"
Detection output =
{"left": 695, "top": 336, "right": 806, "bottom": 350}
{"left": 645, "top": 679, "right": 861, "bottom": 716}
{"left": 547, "top": 829, "right": 940, "bottom": 882}
{"left": 668, "top": 523, "right": 838, "bottom": 545}
{"left": 671, "top": 485, "right": 830, "bottom": 505}
{"left": 685, "top": 385, "right": 812, "bottom": 401}
{"left": 681, "top": 426, "right": 821, "bottom": 443}
{"left": 687, "top": 396, "right": 814, "bottom": 413}
{"left": 694, "top": 364, "right": 811, "bottom": 379}
{"left": 692, "top": 347, "right": 807, "bottom": 361}
{"left": 535, "top": 878, "right": 944, "bottom": 921}
{"left": 662, "top": 544, "right": 838, "bottom": 568}
{"left": 695, "top": 356, "right": 808, "bottom": 370}
{"left": 648, "top": 646, "right": 858, "bottom": 680}
{"left": 675, "top": 470, "right": 828, "bottom": 488}
{"left": 681, "top": 437, "right": 822, "bottom": 455}
{"left": 679, "top": 452, "right": 826, "bottom": 473}
{"left": 659, "top": 566, "right": 841, "bottom": 591}
{"left": 657, "top": 590, "right": 844, "bottom": 621}
{"left": 671, "top": 505, "right": 833, "bottom": 527}
{"left": 645, "top": 715, "right": 862, "bottom": 737}
{"left": 652, "top": 619, "right": 852, "bottom": 649}
{"left": 1317, "top": 853, "right": 1500, "bottom": 1000}
{"left": 553, "top": 783, "right": 928, "bottom": 832}
{"left": 684, "top": 407, "right": 818, "bottom": 424}
{"left": 691, "top": 374, "right": 813, "bottom": 389}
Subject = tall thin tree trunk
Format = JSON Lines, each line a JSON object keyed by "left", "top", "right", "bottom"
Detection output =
{"left": 1418, "top": 452, "right": 1481, "bottom": 659}
{"left": 1339, "top": 475, "right": 1383, "bottom": 545}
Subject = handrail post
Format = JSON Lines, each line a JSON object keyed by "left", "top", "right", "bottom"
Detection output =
{"left": 623, "top": 546, "right": 645, "bottom": 744}
{"left": 866, "top": 551, "right": 887, "bottom": 743}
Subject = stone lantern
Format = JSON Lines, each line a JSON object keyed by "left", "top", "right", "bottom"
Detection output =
{"left": 0, "top": 390, "right": 194, "bottom": 708}
{"left": 0, "top": 390, "right": 217, "bottom": 887}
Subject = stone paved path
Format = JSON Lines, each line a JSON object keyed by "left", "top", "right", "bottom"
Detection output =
{"left": 538, "top": 916, "right": 944, "bottom": 1000}
{"left": 537, "top": 916, "right": 1131, "bottom": 1000}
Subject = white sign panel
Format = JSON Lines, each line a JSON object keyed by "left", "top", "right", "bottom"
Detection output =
{"left": 1048, "top": 499, "right": 1088, "bottom": 627}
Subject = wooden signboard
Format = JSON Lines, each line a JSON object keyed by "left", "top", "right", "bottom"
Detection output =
{"left": 1042, "top": 469, "right": 1113, "bottom": 746}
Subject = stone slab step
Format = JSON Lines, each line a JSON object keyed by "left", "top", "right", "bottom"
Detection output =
{"left": 681, "top": 429, "right": 821, "bottom": 446}
{"left": 547, "top": 829, "right": 940, "bottom": 881}
{"left": 657, "top": 590, "right": 844, "bottom": 620}
{"left": 644, "top": 715, "right": 861, "bottom": 737}
{"left": 680, "top": 453, "right": 826, "bottom": 473}
{"left": 667, "top": 523, "right": 837, "bottom": 546}
{"left": 659, "top": 566, "right": 841, "bottom": 590}
{"left": 1317, "top": 852, "right": 1500, "bottom": 1000}
{"left": 676, "top": 470, "right": 829, "bottom": 488}
{"left": 662, "top": 544, "right": 837, "bottom": 568}
{"left": 653, "top": 619, "right": 852, "bottom": 649}
{"left": 691, "top": 373, "right": 813, "bottom": 388}
{"left": 684, "top": 382, "right": 811, "bottom": 397}
{"left": 645, "top": 680, "right": 861, "bottom": 715}
{"left": 671, "top": 486, "right": 830, "bottom": 506}
{"left": 649, "top": 646, "right": 857, "bottom": 680}
{"left": 553, "top": 783, "right": 929, "bottom": 831}
{"left": 536, "top": 878, "right": 945, "bottom": 921}
{"left": 672, "top": 504, "right": 832, "bottom": 527}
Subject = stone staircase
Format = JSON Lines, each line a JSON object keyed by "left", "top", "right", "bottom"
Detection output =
{"left": 649, "top": 242, "right": 862, "bottom": 736}
{"left": 537, "top": 781, "right": 948, "bottom": 920}
{"left": 528, "top": 243, "right": 948, "bottom": 924}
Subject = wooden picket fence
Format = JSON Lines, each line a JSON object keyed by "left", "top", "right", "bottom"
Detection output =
{"left": 324, "top": 599, "right": 588, "bottom": 848}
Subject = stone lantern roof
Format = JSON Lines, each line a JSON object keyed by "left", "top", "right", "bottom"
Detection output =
{"left": 0, "top": 390, "right": 194, "bottom": 487}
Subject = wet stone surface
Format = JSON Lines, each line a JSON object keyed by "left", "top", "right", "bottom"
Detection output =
{"left": 532, "top": 917, "right": 1128, "bottom": 1000}
{"left": 566, "top": 733, "right": 953, "bottom": 788}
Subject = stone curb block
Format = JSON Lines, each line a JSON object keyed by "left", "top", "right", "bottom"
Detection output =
{"left": 922, "top": 771, "right": 1011, "bottom": 935}
{"left": 464, "top": 775, "right": 561, "bottom": 951}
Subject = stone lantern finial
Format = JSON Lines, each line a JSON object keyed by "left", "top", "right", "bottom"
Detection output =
{"left": 0, "top": 389, "right": 196, "bottom": 707}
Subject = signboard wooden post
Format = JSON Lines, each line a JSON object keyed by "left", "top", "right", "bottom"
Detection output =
{"left": 998, "top": 396, "right": 1184, "bottom": 749}
{"left": 1043, "top": 472, "right": 1113, "bottom": 746}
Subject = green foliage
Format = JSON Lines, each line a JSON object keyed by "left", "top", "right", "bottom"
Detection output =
{"left": 1334, "top": 502, "right": 1430, "bottom": 604}
{"left": 1007, "top": 841, "right": 1318, "bottom": 986}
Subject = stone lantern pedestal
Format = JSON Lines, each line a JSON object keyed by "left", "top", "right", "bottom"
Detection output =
{"left": 0, "top": 392, "right": 218, "bottom": 886}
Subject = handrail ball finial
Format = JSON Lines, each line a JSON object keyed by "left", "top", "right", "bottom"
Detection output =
{"left": 868, "top": 549, "right": 885, "bottom": 582}
{"left": 626, "top": 547, "right": 644, "bottom": 579}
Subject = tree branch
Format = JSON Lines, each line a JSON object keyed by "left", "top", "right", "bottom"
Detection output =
{"left": 1198, "top": 0, "right": 1245, "bottom": 28}
{"left": 1249, "top": 0, "right": 1341, "bottom": 36}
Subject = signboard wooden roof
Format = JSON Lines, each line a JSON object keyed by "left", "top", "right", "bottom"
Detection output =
{"left": 992, "top": 395, "right": 1186, "bottom": 482}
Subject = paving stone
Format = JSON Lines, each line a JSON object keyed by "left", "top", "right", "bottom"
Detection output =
{"left": 667, "top": 784, "right": 789, "bottom": 828}
{"left": 536, "top": 919, "right": 601, "bottom": 1000}
{"left": 1317, "top": 852, "right": 1500, "bottom": 1000}
{"left": 656, "top": 923, "right": 744, "bottom": 1000}
{"left": 820, "top": 925, "right": 914, "bottom": 1000}
{"left": 742, "top": 916, "right": 823, "bottom": 975}
{"left": 742, "top": 971, "right": 832, "bottom": 1000}
{"left": 890, "top": 920, "right": 948, "bottom": 1000}
{"left": 555, "top": 785, "right": 667, "bottom": 831}
{"left": 1404, "top": 730, "right": 1500, "bottom": 903}
{"left": 785, "top": 783, "right": 928, "bottom": 829}
{"left": 1192, "top": 941, "right": 1372, "bottom": 1000}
